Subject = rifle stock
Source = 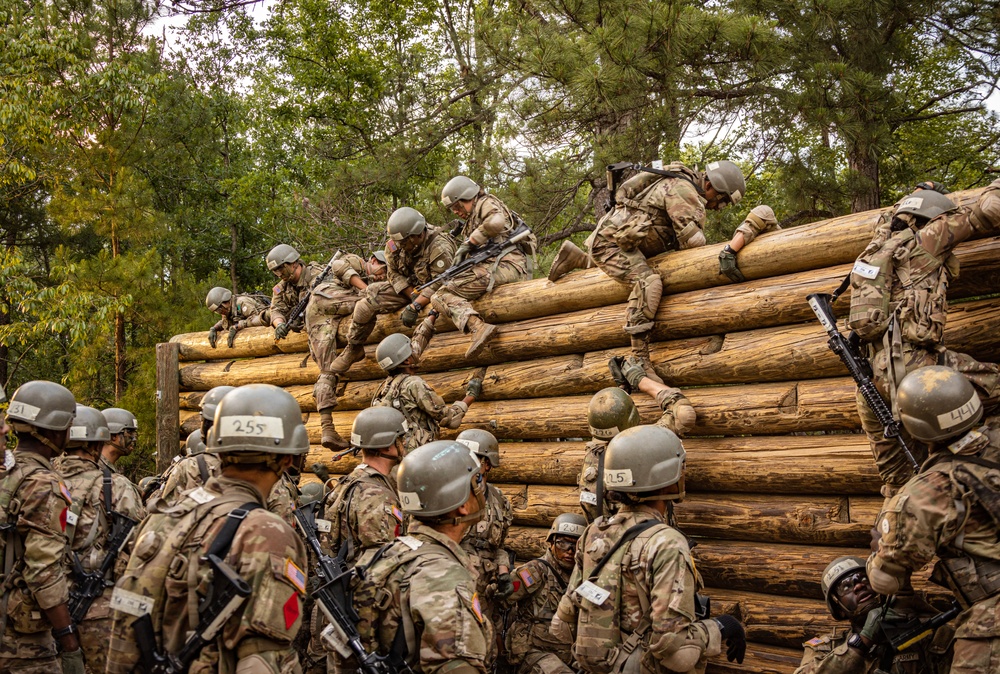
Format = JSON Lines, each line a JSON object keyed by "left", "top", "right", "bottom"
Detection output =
{"left": 807, "top": 293, "right": 920, "bottom": 473}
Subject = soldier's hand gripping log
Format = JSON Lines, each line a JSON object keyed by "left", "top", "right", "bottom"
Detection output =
{"left": 277, "top": 251, "right": 343, "bottom": 340}
{"left": 807, "top": 292, "right": 920, "bottom": 473}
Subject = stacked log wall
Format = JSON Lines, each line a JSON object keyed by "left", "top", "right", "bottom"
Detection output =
{"left": 165, "top": 187, "right": 998, "bottom": 673}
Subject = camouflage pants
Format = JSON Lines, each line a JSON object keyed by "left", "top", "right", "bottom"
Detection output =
{"left": 0, "top": 628, "right": 57, "bottom": 674}
{"left": 430, "top": 252, "right": 528, "bottom": 332}
{"left": 517, "top": 652, "right": 574, "bottom": 674}
{"left": 590, "top": 234, "right": 663, "bottom": 334}
{"left": 859, "top": 344, "right": 1000, "bottom": 492}
{"left": 306, "top": 282, "right": 360, "bottom": 410}
{"left": 950, "top": 637, "right": 1000, "bottom": 673}
{"left": 347, "top": 282, "right": 408, "bottom": 345}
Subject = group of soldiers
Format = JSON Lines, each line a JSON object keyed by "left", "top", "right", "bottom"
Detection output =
{"left": 3, "top": 164, "right": 1000, "bottom": 674}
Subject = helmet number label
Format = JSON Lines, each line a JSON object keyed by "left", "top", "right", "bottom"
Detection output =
{"left": 604, "top": 468, "right": 634, "bottom": 488}
{"left": 70, "top": 426, "right": 88, "bottom": 439}
{"left": 938, "top": 394, "right": 982, "bottom": 430}
{"left": 399, "top": 491, "right": 422, "bottom": 511}
{"left": 8, "top": 401, "right": 40, "bottom": 421}
{"left": 218, "top": 416, "right": 285, "bottom": 439}
{"left": 579, "top": 491, "right": 598, "bottom": 505}
{"left": 457, "top": 438, "right": 480, "bottom": 452}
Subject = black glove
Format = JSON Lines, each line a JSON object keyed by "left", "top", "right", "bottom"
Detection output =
{"left": 714, "top": 615, "right": 746, "bottom": 664}
{"left": 274, "top": 322, "right": 291, "bottom": 340}
{"left": 494, "top": 573, "right": 515, "bottom": 599}
{"left": 207, "top": 327, "right": 218, "bottom": 348}
{"left": 400, "top": 303, "right": 421, "bottom": 328}
{"left": 466, "top": 377, "right": 483, "bottom": 400}
{"left": 915, "top": 180, "right": 950, "bottom": 194}
{"left": 227, "top": 327, "right": 239, "bottom": 348}
{"left": 718, "top": 245, "right": 745, "bottom": 283}
{"left": 608, "top": 356, "right": 632, "bottom": 393}
{"left": 454, "top": 241, "right": 472, "bottom": 264}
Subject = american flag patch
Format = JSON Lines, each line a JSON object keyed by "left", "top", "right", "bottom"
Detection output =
{"left": 805, "top": 636, "right": 827, "bottom": 647}
{"left": 58, "top": 481, "right": 73, "bottom": 504}
{"left": 285, "top": 559, "right": 306, "bottom": 594}
{"left": 391, "top": 505, "right": 404, "bottom": 523}
{"left": 471, "top": 592, "right": 484, "bottom": 623}
{"left": 518, "top": 568, "right": 535, "bottom": 588}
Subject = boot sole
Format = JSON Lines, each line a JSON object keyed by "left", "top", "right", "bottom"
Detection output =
{"left": 465, "top": 323, "right": 498, "bottom": 359}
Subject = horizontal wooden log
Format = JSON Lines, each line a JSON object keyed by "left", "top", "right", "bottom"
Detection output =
{"left": 171, "top": 189, "right": 987, "bottom": 362}
{"left": 706, "top": 643, "right": 802, "bottom": 673}
{"left": 710, "top": 589, "right": 833, "bottom": 649}
{"left": 180, "top": 376, "right": 867, "bottom": 441}
{"left": 177, "top": 296, "right": 1000, "bottom": 401}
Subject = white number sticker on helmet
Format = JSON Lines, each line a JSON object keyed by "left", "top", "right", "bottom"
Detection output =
{"left": 217, "top": 416, "right": 285, "bottom": 439}
{"left": 70, "top": 426, "right": 88, "bottom": 439}
{"left": 399, "top": 491, "right": 422, "bottom": 511}
{"left": 457, "top": 438, "right": 480, "bottom": 452}
{"left": 899, "top": 197, "right": 923, "bottom": 211}
{"left": 938, "top": 394, "right": 982, "bottom": 430}
{"left": 604, "top": 468, "right": 634, "bottom": 487}
{"left": 590, "top": 426, "right": 618, "bottom": 439}
{"left": 8, "top": 401, "right": 40, "bottom": 421}
{"left": 351, "top": 433, "right": 362, "bottom": 446}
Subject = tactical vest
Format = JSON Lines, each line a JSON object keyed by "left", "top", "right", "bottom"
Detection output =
{"left": 507, "top": 555, "right": 571, "bottom": 665}
{"left": 325, "top": 467, "right": 397, "bottom": 562}
{"left": 572, "top": 518, "right": 669, "bottom": 674}
{"left": 371, "top": 375, "right": 438, "bottom": 452}
{"left": 0, "top": 460, "right": 46, "bottom": 639}
{"left": 848, "top": 226, "right": 959, "bottom": 347}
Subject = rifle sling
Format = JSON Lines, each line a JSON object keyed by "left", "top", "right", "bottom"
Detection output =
{"left": 533, "top": 557, "right": 567, "bottom": 593}
{"left": 588, "top": 519, "right": 662, "bottom": 582}
{"left": 207, "top": 502, "right": 263, "bottom": 559}
{"left": 196, "top": 455, "right": 210, "bottom": 483}
{"left": 595, "top": 448, "right": 605, "bottom": 521}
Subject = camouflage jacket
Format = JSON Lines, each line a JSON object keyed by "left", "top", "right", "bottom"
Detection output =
{"left": 372, "top": 374, "right": 468, "bottom": 453}
{"left": 267, "top": 471, "right": 301, "bottom": 527}
{"left": 211, "top": 293, "right": 271, "bottom": 332}
{"left": 320, "top": 463, "right": 403, "bottom": 561}
{"left": 353, "top": 521, "right": 492, "bottom": 674}
{"left": 552, "top": 506, "right": 722, "bottom": 674}
{"left": 108, "top": 476, "right": 308, "bottom": 674}
{"left": 579, "top": 389, "right": 692, "bottom": 522}
{"left": 869, "top": 420, "right": 1000, "bottom": 640}
{"left": 459, "top": 194, "right": 517, "bottom": 247}
{"left": 734, "top": 207, "right": 781, "bottom": 246}
{"left": 0, "top": 451, "right": 72, "bottom": 634}
{"left": 385, "top": 226, "right": 457, "bottom": 299}
{"left": 461, "top": 482, "right": 513, "bottom": 592}
{"left": 505, "top": 550, "right": 572, "bottom": 666}
{"left": 270, "top": 254, "right": 368, "bottom": 328}
{"left": 594, "top": 163, "right": 707, "bottom": 255}
{"left": 156, "top": 452, "right": 221, "bottom": 504}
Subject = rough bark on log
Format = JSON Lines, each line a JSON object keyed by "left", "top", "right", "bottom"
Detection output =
{"left": 709, "top": 589, "right": 834, "bottom": 649}
{"left": 706, "top": 643, "right": 802, "bottom": 674}
{"left": 180, "top": 376, "right": 867, "bottom": 440}
{"left": 177, "top": 297, "right": 1000, "bottom": 397}
{"left": 171, "top": 189, "right": 987, "bottom": 362}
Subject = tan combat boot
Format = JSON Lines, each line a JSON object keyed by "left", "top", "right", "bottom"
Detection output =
{"left": 319, "top": 411, "right": 350, "bottom": 451}
{"left": 673, "top": 397, "right": 697, "bottom": 436}
{"left": 548, "top": 241, "right": 592, "bottom": 282}
{"left": 465, "top": 316, "right": 498, "bottom": 359}
{"left": 630, "top": 334, "right": 664, "bottom": 384}
{"left": 330, "top": 343, "right": 366, "bottom": 373}
{"left": 410, "top": 312, "right": 438, "bottom": 364}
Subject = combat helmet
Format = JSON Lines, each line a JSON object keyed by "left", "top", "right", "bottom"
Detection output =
{"left": 103, "top": 408, "right": 138, "bottom": 435}
{"left": 186, "top": 428, "right": 207, "bottom": 455}
{"left": 457, "top": 428, "right": 500, "bottom": 468}
{"left": 351, "top": 406, "right": 407, "bottom": 449}
{"left": 441, "top": 176, "right": 480, "bottom": 208}
{"left": 705, "top": 160, "right": 746, "bottom": 205}
{"left": 205, "top": 287, "right": 233, "bottom": 313}
{"left": 588, "top": 387, "right": 641, "bottom": 440}
{"left": 201, "top": 385, "right": 236, "bottom": 421}
{"left": 67, "top": 405, "right": 111, "bottom": 448}
{"left": 898, "top": 366, "right": 983, "bottom": 443}
{"left": 299, "top": 482, "right": 324, "bottom": 506}
{"left": 387, "top": 207, "right": 427, "bottom": 241}
{"left": 895, "top": 189, "right": 957, "bottom": 222}
{"left": 8, "top": 381, "right": 76, "bottom": 431}
{"left": 371, "top": 250, "right": 387, "bottom": 264}
{"left": 604, "top": 425, "right": 686, "bottom": 496}
{"left": 266, "top": 244, "right": 301, "bottom": 271}
{"left": 821, "top": 556, "right": 868, "bottom": 620}
{"left": 376, "top": 333, "right": 413, "bottom": 372}
{"left": 396, "top": 440, "right": 485, "bottom": 520}
{"left": 547, "top": 513, "right": 587, "bottom": 541}
{"left": 206, "top": 384, "right": 309, "bottom": 456}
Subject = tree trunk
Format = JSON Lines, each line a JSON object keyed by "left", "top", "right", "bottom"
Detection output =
{"left": 112, "top": 230, "right": 127, "bottom": 400}
{"left": 848, "top": 144, "right": 881, "bottom": 213}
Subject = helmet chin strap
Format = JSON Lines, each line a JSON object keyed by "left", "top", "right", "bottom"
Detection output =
{"left": 11, "top": 422, "right": 65, "bottom": 456}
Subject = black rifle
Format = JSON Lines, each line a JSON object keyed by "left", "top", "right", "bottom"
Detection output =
{"left": 807, "top": 292, "right": 920, "bottom": 472}
{"left": 873, "top": 601, "right": 960, "bottom": 673}
{"left": 133, "top": 553, "right": 252, "bottom": 674}
{"left": 415, "top": 224, "right": 532, "bottom": 292}
{"left": 294, "top": 504, "right": 410, "bottom": 674}
{"left": 277, "top": 251, "right": 342, "bottom": 340}
{"left": 68, "top": 510, "right": 137, "bottom": 623}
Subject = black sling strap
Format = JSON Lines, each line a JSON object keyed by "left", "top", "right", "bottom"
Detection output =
{"left": 206, "top": 502, "right": 263, "bottom": 558}
{"left": 196, "top": 455, "right": 210, "bottom": 483}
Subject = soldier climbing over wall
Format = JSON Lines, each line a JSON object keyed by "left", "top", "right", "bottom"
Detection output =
{"left": 204, "top": 287, "right": 271, "bottom": 349}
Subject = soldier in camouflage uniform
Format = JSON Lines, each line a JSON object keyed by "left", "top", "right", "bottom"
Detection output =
{"left": 795, "top": 556, "right": 952, "bottom": 673}
{"left": 107, "top": 384, "right": 311, "bottom": 674}
{"left": 432, "top": 176, "right": 534, "bottom": 359}
{"left": 579, "top": 358, "right": 696, "bottom": 523}
{"left": 717, "top": 205, "right": 781, "bottom": 283}
{"left": 0, "top": 381, "right": 84, "bottom": 674}
{"left": 548, "top": 161, "right": 745, "bottom": 381}
{"left": 370, "top": 333, "right": 481, "bottom": 453}
{"left": 55, "top": 406, "right": 145, "bottom": 674}
{"left": 847, "top": 182, "right": 1000, "bottom": 494}
{"left": 267, "top": 243, "right": 381, "bottom": 451}
{"left": 100, "top": 407, "right": 138, "bottom": 478}
{"left": 868, "top": 366, "right": 1000, "bottom": 673}
{"left": 331, "top": 207, "right": 456, "bottom": 375}
{"left": 457, "top": 430, "right": 515, "bottom": 609}
{"left": 348, "top": 440, "right": 492, "bottom": 674}
{"left": 504, "top": 513, "right": 586, "bottom": 674}
{"left": 205, "top": 286, "right": 271, "bottom": 349}
{"left": 552, "top": 425, "right": 747, "bottom": 672}
{"left": 155, "top": 386, "right": 233, "bottom": 504}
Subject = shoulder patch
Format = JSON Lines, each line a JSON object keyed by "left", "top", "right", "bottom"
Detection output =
{"left": 390, "top": 505, "right": 404, "bottom": 523}
{"left": 398, "top": 535, "right": 423, "bottom": 550}
{"left": 284, "top": 558, "right": 306, "bottom": 594}
{"left": 470, "top": 592, "right": 485, "bottom": 623}
{"left": 273, "top": 283, "right": 282, "bottom": 294}
{"left": 435, "top": 259, "right": 446, "bottom": 268}
{"left": 518, "top": 567, "right": 535, "bottom": 588}
{"left": 805, "top": 635, "right": 830, "bottom": 648}
{"left": 58, "top": 481, "right": 73, "bottom": 504}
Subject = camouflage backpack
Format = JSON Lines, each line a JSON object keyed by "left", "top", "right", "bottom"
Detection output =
{"left": 105, "top": 489, "right": 257, "bottom": 674}
{"left": 0, "top": 461, "right": 48, "bottom": 640}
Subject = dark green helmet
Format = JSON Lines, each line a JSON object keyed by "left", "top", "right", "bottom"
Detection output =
{"left": 387, "top": 207, "right": 427, "bottom": 241}
{"left": 397, "top": 440, "right": 482, "bottom": 517}
{"left": 441, "top": 176, "right": 480, "bottom": 208}
{"left": 587, "top": 387, "right": 640, "bottom": 440}
{"left": 376, "top": 333, "right": 413, "bottom": 372}
{"left": 705, "top": 160, "right": 746, "bottom": 205}
{"left": 897, "top": 366, "right": 982, "bottom": 442}
{"left": 896, "top": 190, "right": 956, "bottom": 221}
{"left": 456, "top": 428, "right": 500, "bottom": 468}
{"left": 67, "top": 405, "right": 111, "bottom": 446}
{"left": 201, "top": 385, "right": 236, "bottom": 421}
{"left": 604, "top": 425, "right": 685, "bottom": 494}
{"left": 206, "top": 384, "right": 309, "bottom": 455}
{"left": 547, "top": 513, "right": 587, "bottom": 541}
{"left": 205, "top": 287, "right": 233, "bottom": 312}
{"left": 186, "top": 428, "right": 207, "bottom": 455}
{"left": 103, "top": 408, "right": 138, "bottom": 434}
{"left": 8, "top": 381, "right": 77, "bottom": 431}
{"left": 351, "top": 406, "right": 407, "bottom": 449}
{"left": 266, "top": 244, "right": 301, "bottom": 271}
{"left": 821, "top": 556, "right": 867, "bottom": 620}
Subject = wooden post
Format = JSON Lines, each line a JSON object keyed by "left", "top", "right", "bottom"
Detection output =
{"left": 156, "top": 342, "right": 180, "bottom": 474}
